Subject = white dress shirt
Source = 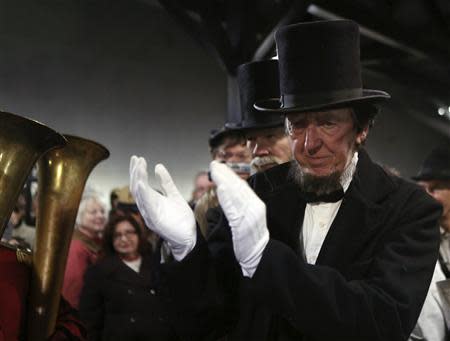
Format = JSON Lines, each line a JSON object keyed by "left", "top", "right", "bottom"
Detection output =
{"left": 409, "top": 262, "right": 448, "bottom": 341}
{"left": 301, "top": 152, "right": 358, "bottom": 264}
{"left": 440, "top": 229, "right": 450, "bottom": 274}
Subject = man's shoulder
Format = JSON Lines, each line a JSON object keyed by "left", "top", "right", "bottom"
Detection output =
{"left": 356, "top": 154, "right": 441, "bottom": 216}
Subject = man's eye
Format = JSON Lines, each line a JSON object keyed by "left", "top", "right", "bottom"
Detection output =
{"left": 322, "top": 121, "right": 336, "bottom": 128}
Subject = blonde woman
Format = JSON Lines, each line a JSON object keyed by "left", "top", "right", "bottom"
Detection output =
{"left": 62, "top": 193, "right": 107, "bottom": 309}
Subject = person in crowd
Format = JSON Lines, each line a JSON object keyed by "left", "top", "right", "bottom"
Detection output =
{"left": 194, "top": 128, "right": 251, "bottom": 237}
{"left": 194, "top": 127, "right": 250, "bottom": 225}
{"left": 62, "top": 192, "right": 107, "bottom": 309}
{"left": 414, "top": 144, "right": 450, "bottom": 277}
{"left": 188, "top": 171, "right": 213, "bottom": 209}
{"left": 108, "top": 187, "right": 120, "bottom": 221}
{"left": 409, "top": 144, "right": 450, "bottom": 340}
{"left": 79, "top": 215, "right": 176, "bottom": 341}
{"left": 129, "top": 20, "right": 442, "bottom": 340}
{"left": 2, "top": 192, "right": 36, "bottom": 249}
{"left": 112, "top": 185, "right": 158, "bottom": 255}
{"left": 0, "top": 243, "right": 87, "bottom": 340}
{"left": 1, "top": 191, "right": 86, "bottom": 339}
{"left": 209, "top": 128, "right": 252, "bottom": 180}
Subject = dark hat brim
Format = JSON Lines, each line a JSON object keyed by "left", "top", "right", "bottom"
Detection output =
{"left": 254, "top": 89, "right": 390, "bottom": 113}
{"left": 209, "top": 125, "right": 245, "bottom": 149}
{"left": 412, "top": 174, "right": 450, "bottom": 181}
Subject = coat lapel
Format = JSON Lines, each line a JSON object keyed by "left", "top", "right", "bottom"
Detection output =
{"left": 107, "top": 255, "right": 153, "bottom": 287}
{"left": 264, "top": 184, "right": 306, "bottom": 257}
{"left": 252, "top": 162, "right": 306, "bottom": 257}
{"left": 315, "top": 149, "right": 396, "bottom": 269}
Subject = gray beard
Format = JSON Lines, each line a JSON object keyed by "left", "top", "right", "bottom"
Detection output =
{"left": 288, "top": 161, "right": 343, "bottom": 195}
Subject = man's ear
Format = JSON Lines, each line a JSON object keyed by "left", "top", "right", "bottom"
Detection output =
{"left": 356, "top": 126, "right": 369, "bottom": 145}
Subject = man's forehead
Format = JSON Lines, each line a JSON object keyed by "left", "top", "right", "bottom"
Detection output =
{"left": 287, "top": 107, "right": 353, "bottom": 120}
{"left": 220, "top": 143, "right": 250, "bottom": 155}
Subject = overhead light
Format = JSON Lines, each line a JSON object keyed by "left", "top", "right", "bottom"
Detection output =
{"left": 438, "top": 107, "right": 446, "bottom": 116}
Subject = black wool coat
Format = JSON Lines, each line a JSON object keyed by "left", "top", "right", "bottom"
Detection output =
{"left": 163, "top": 149, "right": 442, "bottom": 341}
{"left": 79, "top": 254, "right": 177, "bottom": 341}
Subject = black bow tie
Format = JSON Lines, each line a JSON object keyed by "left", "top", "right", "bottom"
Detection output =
{"left": 301, "top": 188, "right": 345, "bottom": 203}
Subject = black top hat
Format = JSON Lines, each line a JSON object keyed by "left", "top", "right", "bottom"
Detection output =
{"left": 225, "top": 60, "right": 285, "bottom": 131}
{"left": 413, "top": 145, "right": 450, "bottom": 181}
{"left": 208, "top": 126, "right": 245, "bottom": 150}
{"left": 255, "top": 20, "right": 390, "bottom": 113}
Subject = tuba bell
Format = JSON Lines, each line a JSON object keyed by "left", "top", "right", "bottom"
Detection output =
{"left": 27, "top": 134, "right": 109, "bottom": 340}
{"left": 0, "top": 111, "right": 66, "bottom": 340}
{"left": 0, "top": 111, "right": 66, "bottom": 238}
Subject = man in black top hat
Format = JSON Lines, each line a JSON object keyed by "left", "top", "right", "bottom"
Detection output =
{"left": 196, "top": 60, "right": 292, "bottom": 239}
{"left": 232, "top": 60, "right": 292, "bottom": 173}
{"left": 414, "top": 145, "right": 450, "bottom": 278}
{"left": 129, "top": 20, "right": 441, "bottom": 340}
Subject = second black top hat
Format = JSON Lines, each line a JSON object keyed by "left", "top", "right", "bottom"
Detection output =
{"left": 228, "top": 59, "right": 284, "bottom": 130}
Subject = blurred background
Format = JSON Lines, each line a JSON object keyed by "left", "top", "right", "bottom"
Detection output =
{"left": 0, "top": 0, "right": 449, "bottom": 203}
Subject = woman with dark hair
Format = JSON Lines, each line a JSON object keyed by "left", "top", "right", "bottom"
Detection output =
{"left": 79, "top": 215, "right": 176, "bottom": 341}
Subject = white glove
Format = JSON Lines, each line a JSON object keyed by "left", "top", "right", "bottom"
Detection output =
{"left": 129, "top": 156, "right": 196, "bottom": 261}
{"left": 210, "top": 160, "right": 269, "bottom": 277}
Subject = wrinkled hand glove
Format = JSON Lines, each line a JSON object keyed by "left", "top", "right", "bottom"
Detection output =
{"left": 129, "top": 156, "right": 196, "bottom": 261}
{"left": 210, "top": 160, "right": 269, "bottom": 277}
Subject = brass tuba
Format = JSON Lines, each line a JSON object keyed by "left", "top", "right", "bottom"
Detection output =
{"left": 27, "top": 135, "right": 109, "bottom": 340}
{"left": 0, "top": 111, "right": 66, "bottom": 239}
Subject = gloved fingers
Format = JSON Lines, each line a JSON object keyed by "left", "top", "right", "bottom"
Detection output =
{"left": 129, "top": 155, "right": 140, "bottom": 178}
{"left": 130, "top": 157, "right": 148, "bottom": 196}
{"left": 211, "top": 160, "right": 253, "bottom": 197}
{"left": 134, "top": 180, "right": 163, "bottom": 228}
{"left": 210, "top": 160, "right": 240, "bottom": 188}
{"left": 212, "top": 160, "right": 255, "bottom": 205}
{"left": 132, "top": 158, "right": 150, "bottom": 194}
{"left": 155, "top": 164, "right": 183, "bottom": 200}
{"left": 216, "top": 184, "right": 243, "bottom": 225}
{"left": 129, "top": 156, "right": 140, "bottom": 195}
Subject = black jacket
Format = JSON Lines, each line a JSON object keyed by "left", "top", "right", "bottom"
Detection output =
{"left": 79, "top": 254, "right": 177, "bottom": 341}
{"left": 164, "top": 149, "right": 442, "bottom": 341}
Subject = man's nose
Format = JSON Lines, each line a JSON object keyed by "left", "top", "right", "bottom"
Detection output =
{"left": 304, "top": 126, "right": 322, "bottom": 155}
{"left": 252, "top": 138, "right": 269, "bottom": 157}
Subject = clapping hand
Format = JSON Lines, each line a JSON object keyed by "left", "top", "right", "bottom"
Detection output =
{"left": 129, "top": 156, "right": 196, "bottom": 261}
{"left": 210, "top": 160, "right": 269, "bottom": 277}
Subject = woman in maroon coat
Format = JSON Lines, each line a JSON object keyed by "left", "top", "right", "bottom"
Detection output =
{"left": 62, "top": 193, "right": 107, "bottom": 309}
